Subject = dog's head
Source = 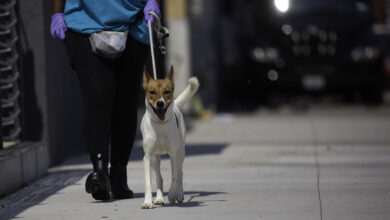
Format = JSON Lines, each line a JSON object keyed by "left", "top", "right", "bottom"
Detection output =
{"left": 143, "top": 66, "right": 175, "bottom": 123}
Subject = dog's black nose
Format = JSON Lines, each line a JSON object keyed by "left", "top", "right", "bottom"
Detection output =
{"left": 156, "top": 101, "right": 164, "bottom": 108}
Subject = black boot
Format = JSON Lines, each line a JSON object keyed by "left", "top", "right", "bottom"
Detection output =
{"left": 85, "top": 156, "right": 111, "bottom": 201}
{"left": 110, "top": 164, "right": 133, "bottom": 199}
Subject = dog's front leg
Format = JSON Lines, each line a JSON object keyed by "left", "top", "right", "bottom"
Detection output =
{"left": 168, "top": 156, "right": 179, "bottom": 204}
{"left": 176, "top": 146, "right": 185, "bottom": 203}
{"left": 142, "top": 154, "right": 153, "bottom": 209}
{"left": 151, "top": 155, "right": 164, "bottom": 205}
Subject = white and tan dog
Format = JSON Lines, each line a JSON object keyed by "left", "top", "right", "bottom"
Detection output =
{"left": 140, "top": 66, "right": 199, "bottom": 209}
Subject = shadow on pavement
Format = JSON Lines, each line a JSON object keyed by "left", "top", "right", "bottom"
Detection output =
{"left": 108, "top": 191, "right": 227, "bottom": 208}
{"left": 177, "top": 191, "right": 227, "bottom": 208}
{"left": 130, "top": 143, "right": 228, "bottom": 161}
{"left": 0, "top": 169, "right": 89, "bottom": 220}
{"left": 136, "top": 191, "right": 227, "bottom": 209}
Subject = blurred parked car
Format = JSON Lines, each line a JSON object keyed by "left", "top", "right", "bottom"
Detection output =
{"left": 244, "top": 0, "right": 384, "bottom": 104}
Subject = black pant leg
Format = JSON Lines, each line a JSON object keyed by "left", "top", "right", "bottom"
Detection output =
{"left": 110, "top": 36, "right": 149, "bottom": 165}
{"left": 65, "top": 31, "right": 116, "bottom": 163}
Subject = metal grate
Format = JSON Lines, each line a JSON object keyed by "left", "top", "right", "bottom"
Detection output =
{"left": 0, "top": 0, "right": 21, "bottom": 145}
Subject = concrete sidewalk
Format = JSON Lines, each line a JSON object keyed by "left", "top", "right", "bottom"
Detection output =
{"left": 1, "top": 105, "right": 390, "bottom": 220}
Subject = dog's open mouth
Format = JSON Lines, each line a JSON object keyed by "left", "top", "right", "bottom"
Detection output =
{"left": 155, "top": 108, "right": 166, "bottom": 122}
{"left": 149, "top": 103, "right": 169, "bottom": 122}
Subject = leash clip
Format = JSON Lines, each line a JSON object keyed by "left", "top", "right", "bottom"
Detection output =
{"left": 149, "top": 11, "right": 169, "bottom": 55}
{"left": 156, "top": 26, "right": 169, "bottom": 54}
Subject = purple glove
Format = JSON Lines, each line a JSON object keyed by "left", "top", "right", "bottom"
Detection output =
{"left": 50, "top": 13, "right": 67, "bottom": 41}
{"left": 144, "top": 0, "right": 161, "bottom": 27}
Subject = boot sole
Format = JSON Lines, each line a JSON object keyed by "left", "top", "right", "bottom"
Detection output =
{"left": 86, "top": 178, "right": 111, "bottom": 201}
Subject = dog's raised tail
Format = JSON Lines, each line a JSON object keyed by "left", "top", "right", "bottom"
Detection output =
{"left": 174, "top": 77, "right": 199, "bottom": 108}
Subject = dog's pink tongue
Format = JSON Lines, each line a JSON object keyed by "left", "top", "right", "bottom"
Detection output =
{"left": 156, "top": 109, "right": 165, "bottom": 122}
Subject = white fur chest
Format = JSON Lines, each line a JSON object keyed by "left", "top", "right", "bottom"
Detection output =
{"left": 140, "top": 110, "right": 184, "bottom": 156}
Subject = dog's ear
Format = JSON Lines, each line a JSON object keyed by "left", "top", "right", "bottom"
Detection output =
{"left": 143, "top": 66, "right": 151, "bottom": 90}
{"left": 167, "top": 65, "right": 175, "bottom": 89}
{"left": 167, "top": 65, "right": 174, "bottom": 81}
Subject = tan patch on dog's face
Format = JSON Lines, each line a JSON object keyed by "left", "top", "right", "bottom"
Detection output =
{"left": 143, "top": 66, "right": 175, "bottom": 108}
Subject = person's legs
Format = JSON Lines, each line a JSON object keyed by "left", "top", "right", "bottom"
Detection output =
{"left": 109, "top": 36, "right": 149, "bottom": 199}
{"left": 65, "top": 30, "right": 116, "bottom": 200}
{"left": 111, "top": 36, "right": 149, "bottom": 164}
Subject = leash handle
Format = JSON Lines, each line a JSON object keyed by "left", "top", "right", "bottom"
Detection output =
{"left": 148, "top": 18, "right": 157, "bottom": 80}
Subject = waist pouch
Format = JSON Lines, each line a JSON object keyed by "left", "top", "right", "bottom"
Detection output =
{"left": 89, "top": 30, "right": 128, "bottom": 59}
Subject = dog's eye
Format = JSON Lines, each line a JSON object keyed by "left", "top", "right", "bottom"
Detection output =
{"left": 150, "top": 91, "right": 156, "bottom": 95}
{"left": 163, "top": 91, "right": 170, "bottom": 94}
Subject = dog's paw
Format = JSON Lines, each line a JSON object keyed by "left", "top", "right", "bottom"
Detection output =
{"left": 177, "top": 188, "right": 184, "bottom": 203}
{"left": 153, "top": 199, "right": 165, "bottom": 205}
{"left": 141, "top": 203, "right": 154, "bottom": 209}
{"left": 176, "top": 197, "right": 184, "bottom": 203}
